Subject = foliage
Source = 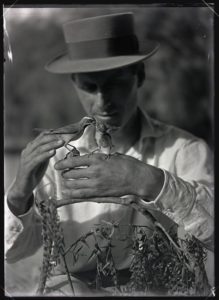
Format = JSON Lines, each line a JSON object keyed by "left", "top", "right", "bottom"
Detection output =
{"left": 123, "top": 226, "right": 210, "bottom": 296}
{"left": 35, "top": 181, "right": 211, "bottom": 296}
{"left": 36, "top": 199, "right": 211, "bottom": 296}
{"left": 36, "top": 193, "right": 74, "bottom": 295}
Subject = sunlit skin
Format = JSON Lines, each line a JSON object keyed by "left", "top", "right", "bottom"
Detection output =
{"left": 55, "top": 65, "right": 164, "bottom": 201}
{"left": 71, "top": 66, "right": 142, "bottom": 153}
{"left": 7, "top": 64, "right": 164, "bottom": 216}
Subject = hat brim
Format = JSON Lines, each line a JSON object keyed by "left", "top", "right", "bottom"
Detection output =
{"left": 45, "top": 41, "right": 160, "bottom": 74}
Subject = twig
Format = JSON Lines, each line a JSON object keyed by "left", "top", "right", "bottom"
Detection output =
{"left": 154, "top": 222, "right": 182, "bottom": 253}
{"left": 60, "top": 253, "right": 75, "bottom": 295}
{"left": 154, "top": 222, "right": 183, "bottom": 263}
{"left": 56, "top": 196, "right": 131, "bottom": 208}
{"left": 63, "top": 231, "right": 93, "bottom": 256}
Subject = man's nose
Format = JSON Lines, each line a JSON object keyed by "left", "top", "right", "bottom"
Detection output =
{"left": 94, "top": 91, "right": 111, "bottom": 111}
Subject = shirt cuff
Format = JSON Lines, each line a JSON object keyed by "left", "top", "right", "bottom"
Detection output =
{"left": 7, "top": 197, "right": 36, "bottom": 227}
{"left": 16, "top": 194, "right": 35, "bottom": 218}
{"left": 137, "top": 169, "right": 196, "bottom": 225}
{"left": 158, "top": 169, "right": 196, "bottom": 223}
{"left": 136, "top": 169, "right": 166, "bottom": 212}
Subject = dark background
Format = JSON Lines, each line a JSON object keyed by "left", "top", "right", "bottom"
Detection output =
{"left": 4, "top": 6, "right": 214, "bottom": 151}
{"left": 3, "top": 5, "right": 214, "bottom": 295}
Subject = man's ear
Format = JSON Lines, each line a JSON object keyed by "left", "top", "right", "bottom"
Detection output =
{"left": 137, "top": 62, "right": 146, "bottom": 88}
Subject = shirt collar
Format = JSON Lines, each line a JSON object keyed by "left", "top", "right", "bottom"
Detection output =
{"left": 138, "top": 106, "right": 170, "bottom": 144}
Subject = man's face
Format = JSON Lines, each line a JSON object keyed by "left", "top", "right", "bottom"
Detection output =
{"left": 72, "top": 66, "right": 140, "bottom": 129}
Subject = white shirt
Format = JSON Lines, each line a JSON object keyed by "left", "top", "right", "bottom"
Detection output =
{"left": 5, "top": 108, "right": 214, "bottom": 286}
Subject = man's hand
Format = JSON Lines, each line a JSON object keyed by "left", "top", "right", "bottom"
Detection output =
{"left": 7, "top": 132, "right": 65, "bottom": 215}
{"left": 54, "top": 153, "right": 164, "bottom": 201}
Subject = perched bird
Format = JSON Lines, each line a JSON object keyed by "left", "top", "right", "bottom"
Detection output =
{"left": 34, "top": 116, "right": 118, "bottom": 158}
{"left": 93, "top": 119, "right": 117, "bottom": 159}
{"left": 34, "top": 116, "right": 96, "bottom": 151}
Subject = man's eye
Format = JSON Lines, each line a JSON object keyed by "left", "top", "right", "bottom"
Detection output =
{"left": 80, "top": 82, "right": 98, "bottom": 93}
{"left": 109, "top": 78, "right": 128, "bottom": 87}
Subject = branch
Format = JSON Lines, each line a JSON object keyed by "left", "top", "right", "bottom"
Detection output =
{"left": 56, "top": 196, "right": 134, "bottom": 208}
{"left": 60, "top": 253, "right": 75, "bottom": 295}
{"left": 154, "top": 222, "right": 182, "bottom": 254}
{"left": 55, "top": 196, "right": 180, "bottom": 253}
{"left": 56, "top": 196, "right": 158, "bottom": 224}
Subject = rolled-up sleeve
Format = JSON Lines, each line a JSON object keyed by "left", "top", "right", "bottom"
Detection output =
{"left": 4, "top": 153, "right": 63, "bottom": 264}
{"left": 151, "top": 139, "right": 214, "bottom": 250}
{"left": 5, "top": 197, "right": 43, "bottom": 264}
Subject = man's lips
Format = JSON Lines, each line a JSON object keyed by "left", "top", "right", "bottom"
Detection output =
{"left": 94, "top": 111, "right": 119, "bottom": 118}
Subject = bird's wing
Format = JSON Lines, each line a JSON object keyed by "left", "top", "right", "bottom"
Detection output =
{"left": 51, "top": 116, "right": 96, "bottom": 134}
{"left": 33, "top": 117, "right": 95, "bottom": 135}
{"left": 50, "top": 123, "right": 80, "bottom": 134}
{"left": 33, "top": 125, "right": 78, "bottom": 134}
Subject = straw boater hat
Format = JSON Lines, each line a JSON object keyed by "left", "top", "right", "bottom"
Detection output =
{"left": 45, "top": 12, "right": 159, "bottom": 74}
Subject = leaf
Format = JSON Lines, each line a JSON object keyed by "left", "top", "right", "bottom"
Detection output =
{"left": 87, "top": 249, "right": 98, "bottom": 262}
{"left": 80, "top": 238, "right": 90, "bottom": 249}
{"left": 94, "top": 242, "right": 102, "bottom": 252}
{"left": 74, "top": 245, "right": 83, "bottom": 255}
{"left": 85, "top": 231, "right": 95, "bottom": 238}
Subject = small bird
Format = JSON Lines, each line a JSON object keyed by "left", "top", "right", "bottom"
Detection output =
{"left": 93, "top": 118, "right": 118, "bottom": 159}
{"left": 34, "top": 116, "right": 118, "bottom": 158}
{"left": 34, "top": 116, "right": 96, "bottom": 151}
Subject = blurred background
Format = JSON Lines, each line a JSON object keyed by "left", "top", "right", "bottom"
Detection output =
{"left": 4, "top": 5, "right": 214, "bottom": 296}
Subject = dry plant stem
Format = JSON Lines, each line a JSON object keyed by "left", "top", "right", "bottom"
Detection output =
{"left": 36, "top": 202, "right": 54, "bottom": 295}
{"left": 154, "top": 222, "right": 182, "bottom": 254}
{"left": 61, "top": 253, "right": 75, "bottom": 295}
{"left": 37, "top": 195, "right": 75, "bottom": 295}
{"left": 63, "top": 233, "right": 92, "bottom": 256}
{"left": 56, "top": 196, "right": 133, "bottom": 208}
{"left": 37, "top": 245, "right": 52, "bottom": 295}
{"left": 57, "top": 197, "right": 157, "bottom": 224}
{"left": 56, "top": 197, "right": 180, "bottom": 255}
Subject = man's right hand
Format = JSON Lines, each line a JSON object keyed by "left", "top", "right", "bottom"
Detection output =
{"left": 7, "top": 132, "right": 65, "bottom": 215}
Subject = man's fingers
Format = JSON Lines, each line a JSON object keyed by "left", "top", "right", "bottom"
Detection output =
{"left": 22, "top": 137, "right": 64, "bottom": 161}
{"left": 61, "top": 168, "right": 91, "bottom": 179}
{"left": 62, "top": 178, "right": 94, "bottom": 189}
{"left": 22, "top": 139, "right": 64, "bottom": 163}
{"left": 54, "top": 152, "right": 109, "bottom": 171}
{"left": 62, "top": 188, "right": 95, "bottom": 198}
{"left": 54, "top": 154, "right": 92, "bottom": 170}
{"left": 36, "top": 139, "right": 64, "bottom": 153}
{"left": 27, "top": 132, "right": 64, "bottom": 152}
{"left": 26, "top": 149, "right": 56, "bottom": 170}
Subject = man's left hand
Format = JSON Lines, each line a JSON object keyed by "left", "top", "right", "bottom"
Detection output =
{"left": 54, "top": 153, "right": 164, "bottom": 201}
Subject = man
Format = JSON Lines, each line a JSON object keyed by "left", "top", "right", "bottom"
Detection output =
{"left": 5, "top": 12, "right": 214, "bottom": 296}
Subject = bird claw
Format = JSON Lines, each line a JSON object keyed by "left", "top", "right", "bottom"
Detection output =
{"left": 104, "top": 154, "right": 111, "bottom": 160}
{"left": 64, "top": 144, "right": 80, "bottom": 159}
{"left": 64, "top": 143, "right": 73, "bottom": 151}
{"left": 87, "top": 153, "right": 93, "bottom": 158}
{"left": 87, "top": 148, "right": 100, "bottom": 158}
{"left": 113, "top": 152, "right": 121, "bottom": 156}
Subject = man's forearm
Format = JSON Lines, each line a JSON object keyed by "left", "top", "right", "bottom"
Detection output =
{"left": 138, "top": 164, "right": 164, "bottom": 202}
{"left": 7, "top": 191, "right": 34, "bottom": 216}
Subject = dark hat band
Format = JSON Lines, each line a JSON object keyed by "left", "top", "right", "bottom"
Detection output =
{"left": 67, "top": 35, "right": 139, "bottom": 60}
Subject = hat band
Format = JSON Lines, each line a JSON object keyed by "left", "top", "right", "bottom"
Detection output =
{"left": 67, "top": 35, "right": 139, "bottom": 60}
